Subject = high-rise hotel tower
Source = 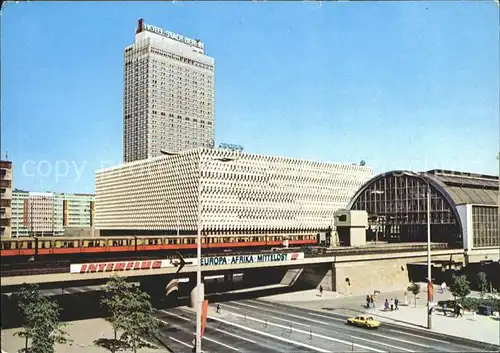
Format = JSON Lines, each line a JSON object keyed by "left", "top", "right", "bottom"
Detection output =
{"left": 123, "top": 19, "right": 215, "bottom": 163}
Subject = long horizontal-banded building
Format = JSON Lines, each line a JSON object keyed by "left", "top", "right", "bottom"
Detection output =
{"left": 95, "top": 148, "right": 372, "bottom": 235}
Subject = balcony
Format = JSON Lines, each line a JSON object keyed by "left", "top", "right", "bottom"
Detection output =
{"left": 0, "top": 218, "right": 11, "bottom": 227}
{"left": 0, "top": 180, "right": 11, "bottom": 188}
{"left": 0, "top": 199, "right": 11, "bottom": 207}
{"left": 0, "top": 161, "right": 12, "bottom": 169}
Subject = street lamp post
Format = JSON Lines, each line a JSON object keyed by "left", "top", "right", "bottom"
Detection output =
{"left": 426, "top": 180, "right": 432, "bottom": 330}
{"left": 161, "top": 149, "right": 237, "bottom": 353}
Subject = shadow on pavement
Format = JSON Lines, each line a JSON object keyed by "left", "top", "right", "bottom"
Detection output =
{"left": 1, "top": 284, "right": 302, "bottom": 329}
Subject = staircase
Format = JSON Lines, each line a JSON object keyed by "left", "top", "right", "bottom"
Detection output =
{"left": 280, "top": 268, "right": 304, "bottom": 286}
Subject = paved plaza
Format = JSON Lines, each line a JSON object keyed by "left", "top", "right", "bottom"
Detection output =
{"left": 0, "top": 318, "right": 166, "bottom": 353}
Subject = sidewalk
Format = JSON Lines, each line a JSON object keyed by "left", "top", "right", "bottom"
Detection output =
{"left": 261, "top": 287, "right": 500, "bottom": 346}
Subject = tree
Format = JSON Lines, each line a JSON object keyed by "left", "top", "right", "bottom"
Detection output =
{"left": 99, "top": 276, "right": 134, "bottom": 353}
{"left": 476, "top": 272, "right": 488, "bottom": 298}
{"left": 120, "top": 288, "right": 159, "bottom": 353}
{"left": 99, "top": 276, "right": 159, "bottom": 353}
{"left": 450, "top": 274, "right": 471, "bottom": 303}
{"left": 407, "top": 283, "right": 420, "bottom": 308}
{"left": 15, "top": 283, "right": 69, "bottom": 353}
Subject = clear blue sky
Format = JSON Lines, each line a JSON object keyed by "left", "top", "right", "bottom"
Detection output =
{"left": 1, "top": 1, "right": 499, "bottom": 193}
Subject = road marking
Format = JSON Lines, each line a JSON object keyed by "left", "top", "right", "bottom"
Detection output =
{"left": 247, "top": 302, "right": 434, "bottom": 349}
{"left": 247, "top": 299, "right": 276, "bottom": 308}
{"left": 226, "top": 303, "right": 311, "bottom": 327}
{"left": 387, "top": 329, "right": 451, "bottom": 344}
{"left": 160, "top": 309, "right": 190, "bottom": 321}
{"left": 208, "top": 315, "right": 330, "bottom": 353}
{"left": 214, "top": 328, "right": 258, "bottom": 344}
{"left": 307, "top": 312, "right": 346, "bottom": 322}
{"left": 167, "top": 336, "right": 192, "bottom": 348}
{"left": 226, "top": 302, "right": 339, "bottom": 327}
{"left": 156, "top": 318, "right": 169, "bottom": 325}
{"left": 351, "top": 335, "right": 413, "bottom": 352}
{"left": 223, "top": 309, "right": 386, "bottom": 352}
{"left": 368, "top": 332, "right": 430, "bottom": 348}
{"left": 204, "top": 336, "right": 239, "bottom": 351}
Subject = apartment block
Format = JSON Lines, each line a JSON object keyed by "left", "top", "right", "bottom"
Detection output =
{"left": 11, "top": 191, "right": 95, "bottom": 237}
{"left": 0, "top": 160, "right": 13, "bottom": 238}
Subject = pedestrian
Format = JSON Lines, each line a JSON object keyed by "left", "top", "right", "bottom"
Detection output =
{"left": 319, "top": 285, "right": 323, "bottom": 296}
{"left": 440, "top": 282, "right": 447, "bottom": 294}
{"left": 390, "top": 298, "right": 394, "bottom": 312}
{"left": 394, "top": 298, "right": 399, "bottom": 310}
{"left": 370, "top": 295, "right": 375, "bottom": 309}
{"left": 384, "top": 299, "right": 389, "bottom": 311}
{"left": 442, "top": 303, "right": 447, "bottom": 316}
{"left": 216, "top": 304, "right": 221, "bottom": 314}
{"left": 366, "top": 295, "right": 370, "bottom": 308}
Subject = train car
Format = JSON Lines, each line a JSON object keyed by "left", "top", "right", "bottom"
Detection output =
{"left": 0, "top": 233, "right": 318, "bottom": 257}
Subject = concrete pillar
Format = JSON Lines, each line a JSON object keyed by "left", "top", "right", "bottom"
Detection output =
{"left": 224, "top": 273, "right": 233, "bottom": 283}
{"left": 190, "top": 283, "right": 205, "bottom": 309}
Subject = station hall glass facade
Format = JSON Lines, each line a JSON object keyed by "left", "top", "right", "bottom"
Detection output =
{"left": 347, "top": 170, "right": 499, "bottom": 249}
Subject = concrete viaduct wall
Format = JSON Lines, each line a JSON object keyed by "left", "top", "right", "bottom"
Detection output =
{"left": 295, "top": 251, "right": 465, "bottom": 296}
{"left": 1, "top": 249, "right": 465, "bottom": 299}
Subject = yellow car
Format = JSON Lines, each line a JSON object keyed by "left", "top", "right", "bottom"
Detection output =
{"left": 346, "top": 315, "right": 381, "bottom": 329}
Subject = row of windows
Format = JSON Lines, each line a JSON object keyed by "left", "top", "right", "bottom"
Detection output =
{"left": 150, "top": 48, "right": 214, "bottom": 72}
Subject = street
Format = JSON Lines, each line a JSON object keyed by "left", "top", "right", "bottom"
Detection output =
{"left": 156, "top": 299, "right": 489, "bottom": 353}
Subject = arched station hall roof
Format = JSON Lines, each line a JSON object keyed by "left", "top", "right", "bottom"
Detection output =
{"left": 424, "top": 169, "right": 498, "bottom": 206}
{"left": 345, "top": 169, "right": 498, "bottom": 246}
{"left": 347, "top": 169, "right": 499, "bottom": 210}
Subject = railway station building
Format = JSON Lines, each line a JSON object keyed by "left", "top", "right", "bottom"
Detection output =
{"left": 346, "top": 169, "right": 499, "bottom": 252}
{"left": 95, "top": 147, "right": 372, "bottom": 236}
